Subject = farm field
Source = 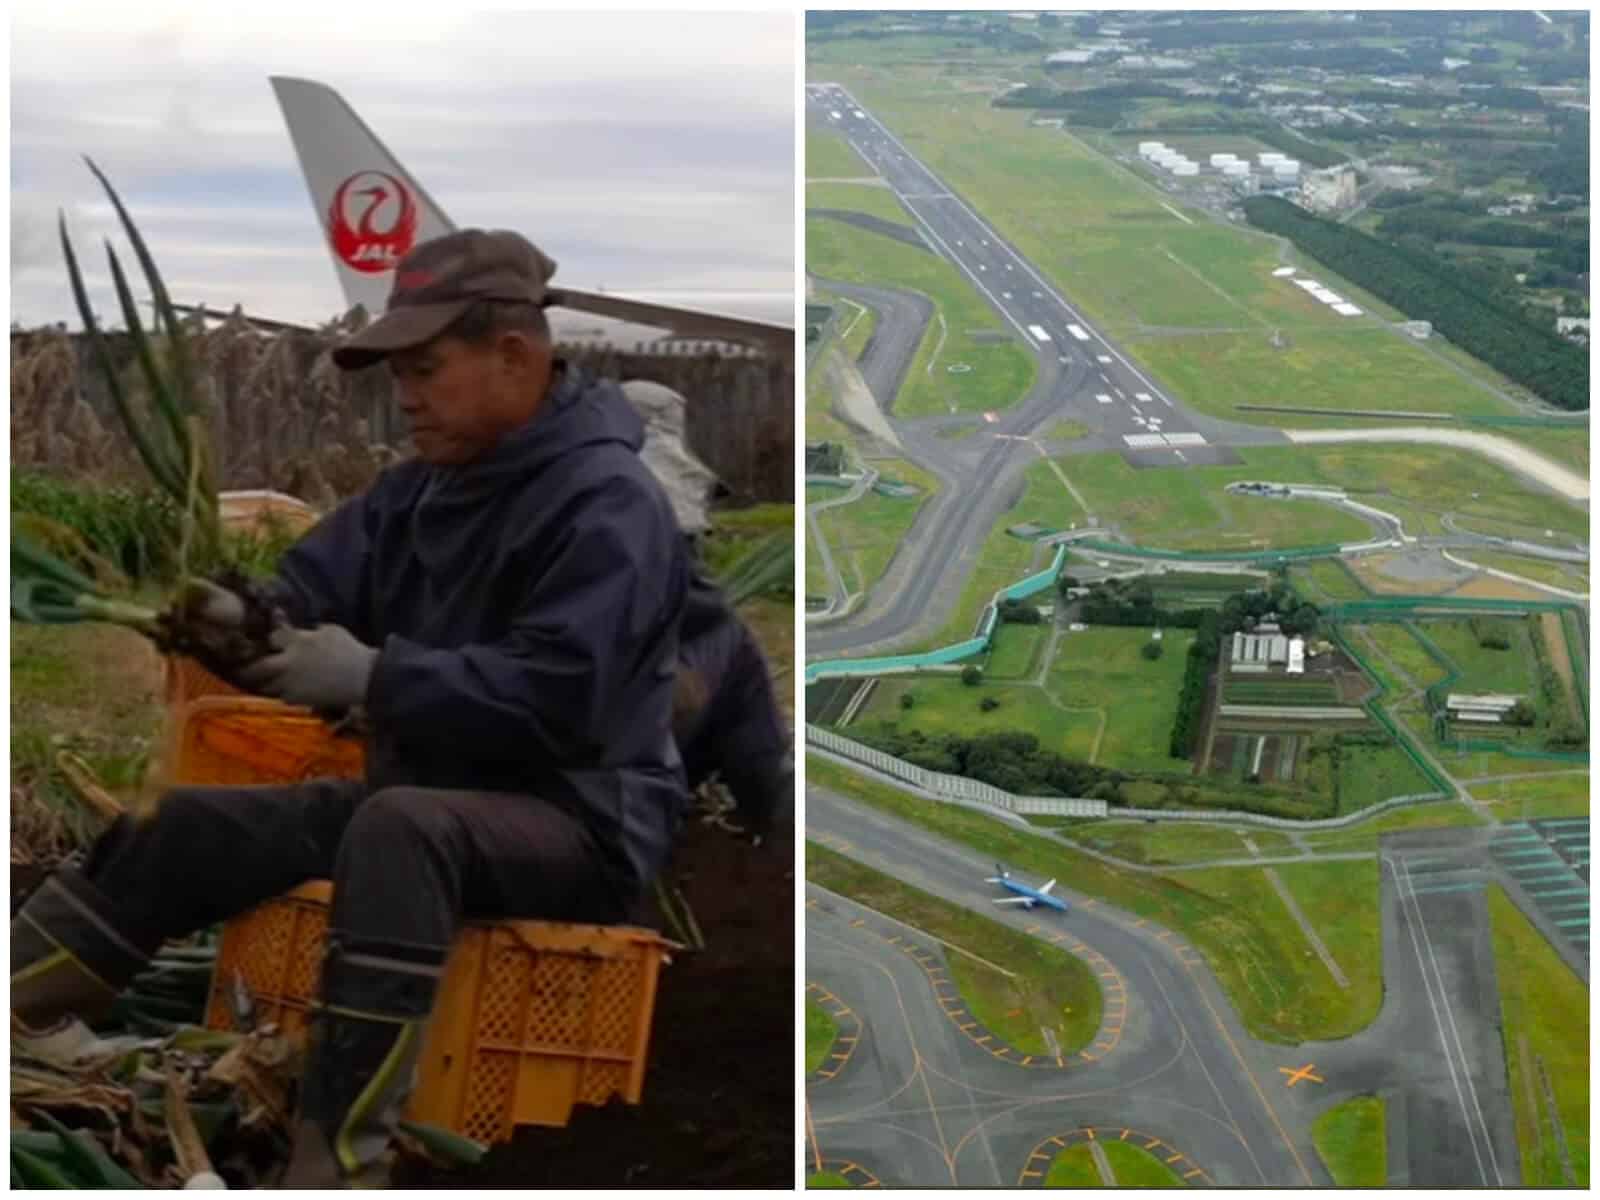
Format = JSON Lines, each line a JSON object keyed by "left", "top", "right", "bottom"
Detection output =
{"left": 1336, "top": 741, "right": 1438, "bottom": 813}
{"left": 1145, "top": 569, "right": 1268, "bottom": 608}
{"left": 805, "top": 213, "right": 1035, "bottom": 418}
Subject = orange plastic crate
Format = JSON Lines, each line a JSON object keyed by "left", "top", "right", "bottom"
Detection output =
{"left": 170, "top": 698, "right": 670, "bottom": 1140}
{"left": 164, "top": 654, "right": 245, "bottom": 711}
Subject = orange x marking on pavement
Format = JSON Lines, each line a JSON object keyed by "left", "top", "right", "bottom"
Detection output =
{"left": 1279, "top": 1063, "right": 1324, "bottom": 1087}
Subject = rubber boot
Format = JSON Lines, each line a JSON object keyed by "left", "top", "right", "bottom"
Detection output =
{"left": 278, "top": 936, "right": 443, "bottom": 1189}
{"left": 11, "top": 868, "right": 162, "bottom": 1031}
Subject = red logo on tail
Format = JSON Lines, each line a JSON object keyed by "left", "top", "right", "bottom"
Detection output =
{"left": 329, "top": 171, "right": 418, "bottom": 274}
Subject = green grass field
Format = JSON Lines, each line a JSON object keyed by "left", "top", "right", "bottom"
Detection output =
{"left": 806, "top": 181, "right": 914, "bottom": 226}
{"left": 818, "top": 68, "right": 1531, "bottom": 429}
{"left": 1338, "top": 741, "right": 1437, "bottom": 813}
{"left": 1356, "top": 623, "right": 1449, "bottom": 692}
{"left": 985, "top": 621, "right": 1047, "bottom": 679}
{"left": 1099, "top": 1140, "right": 1184, "bottom": 1187}
{"left": 805, "top": 214, "right": 1035, "bottom": 418}
{"left": 850, "top": 676, "right": 1102, "bottom": 761}
{"left": 1272, "top": 860, "right": 1384, "bottom": 1031}
{"left": 805, "top": 998, "right": 838, "bottom": 1074}
{"left": 807, "top": 126, "right": 872, "bottom": 178}
{"left": 806, "top": 843, "right": 1102, "bottom": 1057}
{"left": 1473, "top": 772, "right": 1590, "bottom": 821}
{"left": 1129, "top": 327, "right": 1524, "bottom": 427}
{"left": 1047, "top": 627, "right": 1195, "bottom": 772}
{"left": 1297, "top": 799, "right": 1485, "bottom": 854}
{"left": 1063, "top": 821, "right": 1296, "bottom": 867}
{"left": 1044, "top": 1146, "right": 1103, "bottom": 1188}
{"left": 1487, "top": 885, "right": 1590, "bottom": 1187}
{"left": 1312, "top": 1095, "right": 1387, "bottom": 1187}
{"left": 807, "top": 1171, "right": 851, "bottom": 1188}
{"left": 1421, "top": 618, "right": 1542, "bottom": 697}
{"left": 1293, "top": 559, "right": 1370, "bottom": 603}
{"left": 813, "top": 459, "right": 940, "bottom": 600}
{"left": 1453, "top": 551, "right": 1588, "bottom": 595}
{"left": 805, "top": 755, "right": 1383, "bottom": 1044}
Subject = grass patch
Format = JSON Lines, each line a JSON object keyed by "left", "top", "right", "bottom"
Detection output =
{"left": 1063, "top": 820, "right": 1296, "bottom": 867}
{"left": 806, "top": 842, "right": 1102, "bottom": 1056}
{"left": 1297, "top": 799, "right": 1485, "bottom": 854}
{"left": 1099, "top": 1140, "right": 1183, "bottom": 1187}
{"left": 805, "top": 998, "right": 839, "bottom": 1074}
{"left": 1487, "top": 885, "right": 1590, "bottom": 1187}
{"left": 1421, "top": 617, "right": 1542, "bottom": 697}
{"left": 807, "top": 1171, "right": 852, "bottom": 1188}
{"left": 1474, "top": 772, "right": 1590, "bottom": 821}
{"left": 1292, "top": 559, "right": 1369, "bottom": 603}
{"left": 985, "top": 621, "right": 1046, "bottom": 679}
{"left": 1272, "top": 860, "right": 1383, "bottom": 1030}
{"left": 814, "top": 460, "right": 939, "bottom": 599}
{"left": 805, "top": 214, "right": 1035, "bottom": 418}
{"left": 806, "top": 181, "right": 914, "bottom": 226}
{"left": 806, "top": 754, "right": 1383, "bottom": 1043}
{"left": 850, "top": 677, "right": 1101, "bottom": 762}
{"left": 807, "top": 126, "right": 872, "bottom": 178}
{"left": 1178, "top": 864, "right": 1380, "bottom": 1040}
{"left": 1312, "top": 1095, "right": 1387, "bottom": 1187}
{"left": 1453, "top": 551, "right": 1587, "bottom": 595}
{"left": 1044, "top": 1145, "right": 1103, "bottom": 1187}
{"left": 1358, "top": 623, "right": 1448, "bottom": 691}
{"left": 1046, "top": 627, "right": 1195, "bottom": 772}
{"left": 1042, "top": 419, "right": 1091, "bottom": 441}
{"left": 1337, "top": 740, "right": 1437, "bottom": 812}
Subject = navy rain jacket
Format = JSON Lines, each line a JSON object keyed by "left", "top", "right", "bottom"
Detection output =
{"left": 266, "top": 366, "right": 691, "bottom": 893}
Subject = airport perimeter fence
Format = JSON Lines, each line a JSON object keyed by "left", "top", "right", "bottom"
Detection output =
{"left": 808, "top": 723, "right": 1454, "bottom": 833}
{"left": 805, "top": 725, "right": 1107, "bottom": 819}
{"left": 1071, "top": 538, "right": 1346, "bottom": 565}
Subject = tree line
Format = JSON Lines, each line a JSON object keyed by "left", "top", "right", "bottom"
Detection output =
{"left": 1242, "top": 196, "right": 1588, "bottom": 411}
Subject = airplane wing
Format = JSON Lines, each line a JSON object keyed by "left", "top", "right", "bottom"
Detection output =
{"left": 1039, "top": 879, "right": 1058, "bottom": 895}
{"left": 269, "top": 75, "right": 793, "bottom": 363}
{"left": 992, "top": 897, "right": 1034, "bottom": 907}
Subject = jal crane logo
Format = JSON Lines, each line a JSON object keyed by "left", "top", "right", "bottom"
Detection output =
{"left": 328, "top": 171, "right": 418, "bottom": 274}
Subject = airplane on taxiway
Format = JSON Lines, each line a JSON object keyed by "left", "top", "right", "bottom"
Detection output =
{"left": 986, "top": 865, "right": 1069, "bottom": 913}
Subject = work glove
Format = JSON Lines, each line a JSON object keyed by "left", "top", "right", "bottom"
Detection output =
{"left": 237, "top": 622, "right": 379, "bottom": 712}
{"left": 178, "top": 579, "right": 248, "bottom": 631}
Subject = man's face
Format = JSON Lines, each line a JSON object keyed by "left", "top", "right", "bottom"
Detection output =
{"left": 387, "top": 333, "right": 547, "bottom": 466}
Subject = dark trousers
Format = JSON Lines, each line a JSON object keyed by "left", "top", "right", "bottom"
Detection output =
{"left": 83, "top": 782, "right": 632, "bottom": 1015}
{"left": 679, "top": 616, "right": 789, "bottom": 795}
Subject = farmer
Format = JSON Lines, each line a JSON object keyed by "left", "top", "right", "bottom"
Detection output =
{"left": 11, "top": 229, "right": 729, "bottom": 1187}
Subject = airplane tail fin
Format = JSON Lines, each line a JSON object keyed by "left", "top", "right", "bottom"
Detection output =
{"left": 269, "top": 76, "right": 457, "bottom": 317}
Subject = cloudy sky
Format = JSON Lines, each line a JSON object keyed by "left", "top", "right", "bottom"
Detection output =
{"left": 10, "top": 6, "right": 796, "bottom": 337}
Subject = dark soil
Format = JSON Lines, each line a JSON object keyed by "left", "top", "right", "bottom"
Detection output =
{"left": 397, "top": 811, "right": 795, "bottom": 1189}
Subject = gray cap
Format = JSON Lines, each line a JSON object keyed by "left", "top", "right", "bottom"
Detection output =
{"left": 332, "top": 228, "right": 557, "bottom": 370}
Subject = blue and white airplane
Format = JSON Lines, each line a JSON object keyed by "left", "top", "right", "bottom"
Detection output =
{"left": 986, "top": 865, "right": 1069, "bottom": 913}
